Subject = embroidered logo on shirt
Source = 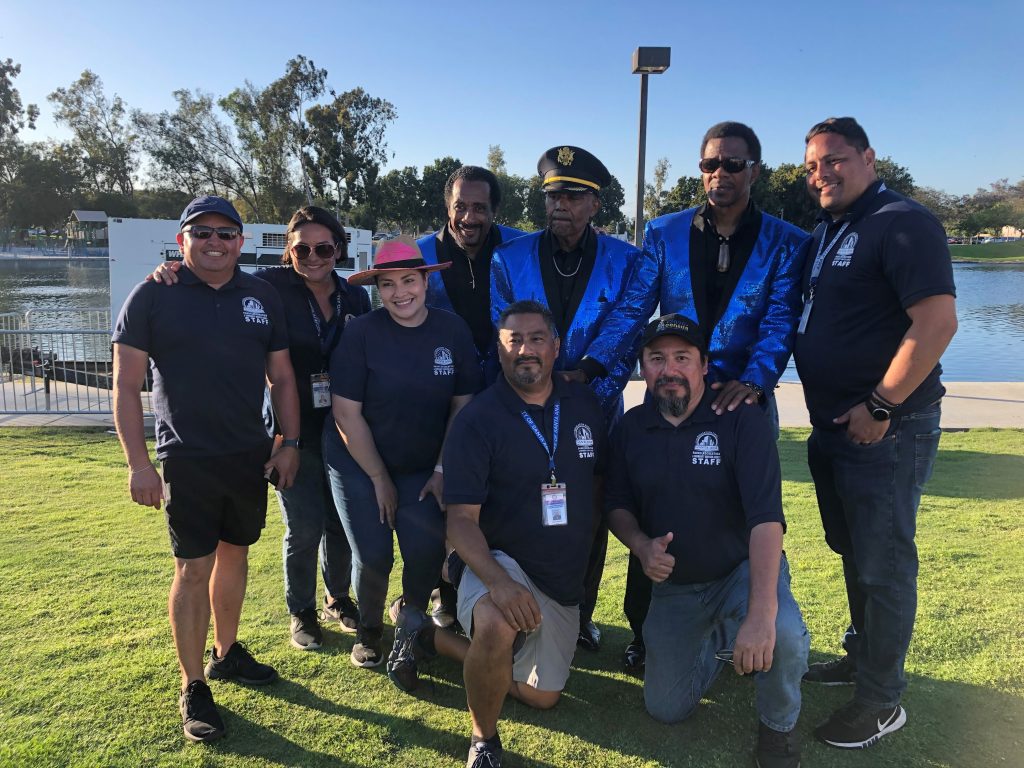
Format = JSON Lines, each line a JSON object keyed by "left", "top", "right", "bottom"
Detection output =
{"left": 692, "top": 431, "right": 721, "bottom": 466}
{"left": 433, "top": 346, "right": 454, "bottom": 376}
{"left": 242, "top": 297, "right": 269, "bottom": 325}
{"left": 574, "top": 423, "right": 595, "bottom": 459}
{"left": 832, "top": 232, "right": 859, "bottom": 268}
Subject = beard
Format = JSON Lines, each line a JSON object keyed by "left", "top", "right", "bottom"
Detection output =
{"left": 508, "top": 356, "right": 543, "bottom": 387}
{"left": 655, "top": 376, "right": 691, "bottom": 417}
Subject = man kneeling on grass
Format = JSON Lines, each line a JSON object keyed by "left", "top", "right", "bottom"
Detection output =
{"left": 384, "top": 301, "right": 607, "bottom": 768}
{"left": 606, "top": 314, "right": 810, "bottom": 768}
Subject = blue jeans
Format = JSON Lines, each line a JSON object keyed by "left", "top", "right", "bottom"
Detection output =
{"left": 276, "top": 446, "right": 352, "bottom": 614}
{"left": 643, "top": 557, "right": 809, "bottom": 732}
{"left": 323, "top": 432, "right": 445, "bottom": 630}
{"left": 807, "top": 403, "right": 942, "bottom": 707}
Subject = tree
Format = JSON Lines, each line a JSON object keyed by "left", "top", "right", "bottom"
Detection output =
{"left": 486, "top": 145, "right": 507, "bottom": 175}
{"left": 0, "top": 59, "right": 38, "bottom": 139}
{"left": 664, "top": 174, "right": 706, "bottom": 212}
{"left": 595, "top": 174, "right": 627, "bottom": 231}
{"left": 0, "top": 141, "right": 84, "bottom": 230}
{"left": 643, "top": 157, "right": 671, "bottom": 221}
{"left": 376, "top": 165, "right": 422, "bottom": 232}
{"left": 305, "top": 87, "right": 397, "bottom": 217}
{"left": 420, "top": 156, "right": 463, "bottom": 232}
{"left": 48, "top": 70, "right": 137, "bottom": 196}
{"left": 759, "top": 163, "right": 818, "bottom": 231}
{"left": 523, "top": 175, "right": 546, "bottom": 231}
{"left": 874, "top": 157, "right": 914, "bottom": 198}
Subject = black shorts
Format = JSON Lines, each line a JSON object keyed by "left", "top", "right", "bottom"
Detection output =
{"left": 161, "top": 443, "right": 272, "bottom": 559}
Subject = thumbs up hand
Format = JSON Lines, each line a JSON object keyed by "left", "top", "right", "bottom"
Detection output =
{"left": 640, "top": 531, "right": 676, "bottom": 583}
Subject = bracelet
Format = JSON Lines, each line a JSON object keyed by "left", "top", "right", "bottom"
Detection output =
{"left": 130, "top": 463, "right": 157, "bottom": 477}
{"left": 434, "top": 464, "right": 444, "bottom": 475}
{"left": 871, "top": 389, "right": 901, "bottom": 408}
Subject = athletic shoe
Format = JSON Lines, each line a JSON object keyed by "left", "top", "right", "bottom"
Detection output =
{"left": 323, "top": 594, "right": 359, "bottom": 633}
{"left": 350, "top": 625, "right": 384, "bottom": 668}
{"left": 466, "top": 734, "right": 503, "bottom": 768}
{"left": 623, "top": 636, "right": 645, "bottom": 672}
{"left": 205, "top": 641, "right": 279, "bottom": 685}
{"left": 577, "top": 618, "right": 601, "bottom": 652}
{"left": 387, "top": 605, "right": 437, "bottom": 693}
{"left": 290, "top": 608, "right": 323, "bottom": 651}
{"left": 815, "top": 700, "right": 907, "bottom": 749}
{"left": 179, "top": 680, "right": 224, "bottom": 743}
{"left": 803, "top": 656, "right": 855, "bottom": 685}
{"left": 755, "top": 721, "right": 801, "bottom": 768}
{"left": 388, "top": 595, "right": 405, "bottom": 625}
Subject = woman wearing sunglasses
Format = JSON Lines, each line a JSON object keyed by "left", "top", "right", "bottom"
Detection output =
{"left": 323, "top": 239, "right": 482, "bottom": 669}
{"left": 151, "top": 206, "right": 368, "bottom": 651}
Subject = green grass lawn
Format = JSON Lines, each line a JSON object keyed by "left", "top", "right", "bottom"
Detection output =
{"left": 950, "top": 240, "right": 1024, "bottom": 262}
{"left": 1, "top": 427, "right": 1022, "bottom": 768}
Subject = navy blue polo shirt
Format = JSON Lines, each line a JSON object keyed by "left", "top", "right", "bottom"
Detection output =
{"left": 112, "top": 265, "right": 289, "bottom": 459}
{"left": 256, "top": 266, "right": 370, "bottom": 448}
{"left": 330, "top": 307, "right": 482, "bottom": 474}
{"left": 605, "top": 386, "right": 784, "bottom": 585}
{"left": 443, "top": 376, "right": 608, "bottom": 606}
{"left": 794, "top": 181, "right": 956, "bottom": 429}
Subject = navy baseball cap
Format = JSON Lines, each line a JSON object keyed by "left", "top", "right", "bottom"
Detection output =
{"left": 641, "top": 313, "right": 707, "bottom": 354}
{"left": 179, "top": 195, "right": 243, "bottom": 231}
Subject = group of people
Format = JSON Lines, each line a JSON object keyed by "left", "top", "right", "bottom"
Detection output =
{"left": 112, "top": 115, "right": 957, "bottom": 768}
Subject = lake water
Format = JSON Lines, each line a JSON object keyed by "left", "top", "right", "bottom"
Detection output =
{"left": 0, "top": 259, "right": 1021, "bottom": 382}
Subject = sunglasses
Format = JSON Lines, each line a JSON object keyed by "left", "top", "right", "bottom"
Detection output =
{"left": 183, "top": 225, "right": 241, "bottom": 241}
{"left": 291, "top": 242, "right": 338, "bottom": 260}
{"left": 699, "top": 157, "right": 757, "bottom": 174}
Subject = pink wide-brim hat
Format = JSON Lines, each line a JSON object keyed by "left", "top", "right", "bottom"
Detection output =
{"left": 347, "top": 240, "right": 450, "bottom": 286}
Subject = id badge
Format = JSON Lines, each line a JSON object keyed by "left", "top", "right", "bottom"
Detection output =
{"left": 541, "top": 483, "right": 568, "bottom": 526}
{"left": 796, "top": 299, "right": 813, "bottom": 335}
{"left": 311, "top": 373, "right": 331, "bottom": 408}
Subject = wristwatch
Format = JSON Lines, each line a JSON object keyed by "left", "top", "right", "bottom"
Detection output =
{"left": 864, "top": 391, "right": 896, "bottom": 422}
{"left": 281, "top": 438, "right": 302, "bottom": 449}
{"left": 741, "top": 381, "right": 765, "bottom": 403}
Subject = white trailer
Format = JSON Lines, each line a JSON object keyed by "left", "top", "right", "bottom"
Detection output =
{"left": 107, "top": 218, "right": 374, "bottom": 320}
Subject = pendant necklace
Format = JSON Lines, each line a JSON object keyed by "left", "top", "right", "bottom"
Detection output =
{"left": 716, "top": 237, "right": 731, "bottom": 273}
{"left": 465, "top": 251, "right": 476, "bottom": 289}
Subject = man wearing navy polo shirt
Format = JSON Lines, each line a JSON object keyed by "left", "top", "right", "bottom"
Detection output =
{"left": 796, "top": 118, "right": 957, "bottom": 750}
{"left": 393, "top": 300, "right": 606, "bottom": 768}
{"left": 607, "top": 314, "right": 808, "bottom": 768}
{"left": 112, "top": 195, "right": 301, "bottom": 744}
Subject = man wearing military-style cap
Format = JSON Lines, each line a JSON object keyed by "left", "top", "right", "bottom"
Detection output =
{"left": 491, "top": 145, "right": 645, "bottom": 652}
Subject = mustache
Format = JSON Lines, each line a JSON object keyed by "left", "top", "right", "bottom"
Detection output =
{"left": 515, "top": 355, "right": 542, "bottom": 366}
{"left": 655, "top": 375, "right": 688, "bottom": 388}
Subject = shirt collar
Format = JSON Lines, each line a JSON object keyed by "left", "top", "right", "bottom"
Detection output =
{"left": 494, "top": 373, "right": 570, "bottom": 414}
{"left": 693, "top": 199, "right": 759, "bottom": 238}
{"left": 815, "top": 178, "right": 885, "bottom": 225}
{"left": 176, "top": 263, "right": 243, "bottom": 289}
{"left": 638, "top": 383, "right": 717, "bottom": 430}
{"left": 544, "top": 224, "right": 593, "bottom": 255}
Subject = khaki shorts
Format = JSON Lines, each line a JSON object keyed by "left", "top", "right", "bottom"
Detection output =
{"left": 457, "top": 550, "right": 579, "bottom": 692}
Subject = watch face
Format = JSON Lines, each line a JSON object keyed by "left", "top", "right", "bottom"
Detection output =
{"left": 870, "top": 406, "right": 892, "bottom": 421}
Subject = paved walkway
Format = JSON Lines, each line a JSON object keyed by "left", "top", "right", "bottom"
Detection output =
{"left": 2, "top": 381, "right": 1022, "bottom": 429}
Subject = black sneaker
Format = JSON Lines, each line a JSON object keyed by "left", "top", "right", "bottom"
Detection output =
{"left": 290, "top": 608, "right": 323, "bottom": 651}
{"left": 815, "top": 700, "right": 907, "bottom": 749}
{"left": 323, "top": 595, "right": 359, "bottom": 633}
{"left": 387, "top": 605, "right": 437, "bottom": 692}
{"left": 350, "top": 625, "right": 384, "bottom": 668}
{"left": 803, "top": 656, "right": 855, "bottom": 685}
{"left": 755, "top": 721, "right": 800, "bottom": 768}
{"left": 205, "top": 641, "right": 279, "bottom": 685}
{"left": 179, "top": 680, "right": 225, "bottom": 743}
{"left": 466, "top": 734, "right": 503, "bottom": 768}
{"left": 623, "top": 636, "right": 645, "bottom": 673}
{"left": 577, "top": 618, "right": 601, "bottom": 652}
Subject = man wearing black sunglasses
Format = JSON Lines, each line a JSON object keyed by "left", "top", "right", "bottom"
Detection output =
{"left": 599, "top": 122, "right": 810, "bottom": 674}
{"left": 112, "top": 195, "right": 301, "bottom": 744}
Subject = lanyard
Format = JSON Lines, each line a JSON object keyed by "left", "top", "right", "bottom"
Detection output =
{"left": 308, "top": 291, "right": 344, "bottom": 365}
{"left": 521, "top": 400, "right": 560, "bottom": 484}
{"left": 806, "top": 221, "right": 850, "bottom": 299}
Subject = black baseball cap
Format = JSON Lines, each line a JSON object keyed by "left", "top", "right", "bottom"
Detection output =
{"left": 641, "top": 313, "right": 707, "bottom": 354}
{"left": 179, "top": 195, "right": 243, "bottom": 231}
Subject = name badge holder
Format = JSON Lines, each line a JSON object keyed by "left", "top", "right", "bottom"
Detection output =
{"left": 308, "top": 291, "right": 345, "bottom": 409}
{"left": 521, "top": 402, "right": 568, "bottom": 527}
{"left": 311, "top": 373, "right": 331, "bottom": 408}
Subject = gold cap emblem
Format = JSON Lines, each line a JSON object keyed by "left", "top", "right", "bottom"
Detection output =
{"left": 557, "top": 146, "right": 575, "bottom": 166}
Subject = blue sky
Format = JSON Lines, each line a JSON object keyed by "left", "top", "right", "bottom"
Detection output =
{"left": 3, "top": 0, "right": 1022, "bottom": 210}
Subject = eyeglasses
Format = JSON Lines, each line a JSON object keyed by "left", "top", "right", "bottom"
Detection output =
{"left": 698, "top": 157, "right": 757, "bottom": 174}
{"left": 291, "top": 242, "right": 338, "bottom": 260}
{"left": 183, "top": 225, "right": 241, "bottom": 241}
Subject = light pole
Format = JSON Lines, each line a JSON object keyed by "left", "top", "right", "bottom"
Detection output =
{"left": 632, "top": 47, "right": 671, "bottom": 246}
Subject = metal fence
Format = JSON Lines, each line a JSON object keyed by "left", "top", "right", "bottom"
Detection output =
{"left": 0, "top": 308, "right": 151, "bottom": 415}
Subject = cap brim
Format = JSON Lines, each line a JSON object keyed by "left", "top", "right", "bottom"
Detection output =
{"left": 347, "top": 262, "right": 449, "bottom": 287}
